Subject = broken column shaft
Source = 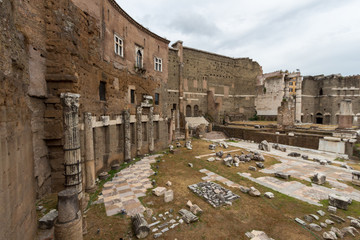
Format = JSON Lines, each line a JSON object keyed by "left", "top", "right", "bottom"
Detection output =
{"left": 148, "top": 107, "right": 154, "bottom": 152}
{"left": 123, "top": 110, "right": 131, "bottom": 162}
{"left": 136, "top": 107, "right": 143, "bottom": 155}
{"left": 61, "top": 93, "right": 82, "bottom": 197}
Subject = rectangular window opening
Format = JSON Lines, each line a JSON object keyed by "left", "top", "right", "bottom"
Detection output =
{"left": 155, "top": 93, "right": 159, "bottom": 105}
{"left": 130, "top": 89, "right": 135, "bottom": 104}
{"left": 99, "top": 81, "right": 106, "bottom": 101}
{"left": 154, "top": 57, "right": 162, "bottom": 72}
{"left": 114, "top": 34, "right": 123, "bottom": 57}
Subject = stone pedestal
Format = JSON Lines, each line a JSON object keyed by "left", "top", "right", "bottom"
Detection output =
{"left": 136, "top": 107, "right": 142, "bottom": 155}
{"left": 148, "top": 107, "right": 154, "bottom": 152}
{"left": 84, "top": 113, "right": 95, "bottom": 192}
{"left": 61, "top": 93, "right": 82, "bottom": 197}
{"left": 123, "top": 110, "right": 131, "bottom": 162}
{"left": 54, "top": 188, "right": 83, "bottom": 240}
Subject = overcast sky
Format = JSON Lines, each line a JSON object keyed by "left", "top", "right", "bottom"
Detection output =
{"left": 117, "top": 0, "right": 360, "bottom": 76}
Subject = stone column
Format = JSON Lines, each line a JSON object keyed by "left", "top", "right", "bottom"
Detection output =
{"left": 84, "top": 113, "right": 95, "bottom": 192}
{"left": 136, "top": 107, "right": 142, "bottom": 156}
{"left": 339, "top": 99, "right": 353, "bottom": 129}
{"left": 171, "top": 110, "right": 176, "bottom": 141}
{"left": 283, "top": 74, "right": 289, "bottom": 99}
{"left": 295, "top": 76, "right": 302, "bottom": 123}
{"left": 61, "top": 93, "right": 82, "bottom": 197}
{"left": 185, "top": 121, "right": 189, "bottom": 140}
{"left": 123, "top": 110, "right": 131, "bottom": 162}
{"left": 54, "top": 188, "right": 83, "bottom": 240}
{"left": 176, "top": 109, "right": 180, "bottom": 130}
{"left": 148, "top": 107, "right": 154, "bottom": 152}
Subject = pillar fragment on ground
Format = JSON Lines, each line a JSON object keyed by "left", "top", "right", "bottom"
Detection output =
{"left": 148, "top": 107, "right": 154, "bottom": 152}
{"left": 84, "top": 112, "right": 95, "bottom": 192}
{"left": 185, "top": 121, "right": 189, "bottom": 140}
{"left": 54, "top": 188, "right": 83, "bottom": 240}
{"left": 123, "top": 110, "right": 131, "bottom": 162}
{"left": 136, "top": 107, "right": 142, "bottom": 155}
{"left": 61, "top": 93, "right": 82, "bottom": 197}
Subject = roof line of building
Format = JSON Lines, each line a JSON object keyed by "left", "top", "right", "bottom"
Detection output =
{"left": 107, "top": 0, "right": 170, "bottom": 44}
{"left": 182, "top": 46, "right": 256, "bottom": 63}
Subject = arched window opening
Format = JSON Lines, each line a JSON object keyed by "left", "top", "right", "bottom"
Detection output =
{"left": 186, "top": 105, "right": 192, "bottom": 117}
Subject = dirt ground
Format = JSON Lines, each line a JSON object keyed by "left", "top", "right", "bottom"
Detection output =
{"left": 38, "top": 139, "right": 359, "bottom": 240}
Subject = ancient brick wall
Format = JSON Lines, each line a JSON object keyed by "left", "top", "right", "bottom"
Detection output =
{"left": 302, "top": 75, "right": 360, "bottom": 125}
{"left": 44, "top": 0, "right": 170, "bottom": 191}
{"left": 0, "top": 0, "right": 37, "bottom": 239}
{"left": 168, "top": 44, "right": 262, "bottom": 123}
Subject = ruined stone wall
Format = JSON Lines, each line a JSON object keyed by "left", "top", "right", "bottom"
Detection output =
{"left": 168, "top": 45, "right": 262, "bottom": 122}
{"left": 44, "top": 0, "right": 170, "bottom": 191}
{"left": 301, "top": 75, "right": 360, "bottom": 125}
{"left": 0, "top": 0, "right": 37, "bottom": 238}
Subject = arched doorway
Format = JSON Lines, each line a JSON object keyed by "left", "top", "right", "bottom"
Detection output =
{"left": 194, "top": 105, "right": 199, "bottom": 117}
{"left": 186, "top": 105, "right": 192, "bottom": 117}
{"left": 316, "top": 113, "right": 323, "bottom": 124}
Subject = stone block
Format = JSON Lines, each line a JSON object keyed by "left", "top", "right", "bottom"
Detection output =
{"left": 164, "top": 190, "right": 174, "bottom": 203}
{"left": 274, "top": 172, "right": 291, "bottom": 180}
{"left": 312, "top": 173, "right": 326, "bottom": 185}
{"left": 328, "top": 194, "right": 352, "bottom": 210}
{"left": 152, "top": 187, "right": 166, "bottom": 196}
{"left": 39, "top": 209, "right": 58, "bottom": 229}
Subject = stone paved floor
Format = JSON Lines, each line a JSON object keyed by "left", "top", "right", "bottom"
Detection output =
{"left": 99, "top": 155, "right": 160, "bottom": 216}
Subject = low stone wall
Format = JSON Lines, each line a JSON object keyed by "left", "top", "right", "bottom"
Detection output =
{"left": 214, "top": 125, "right": 322, "bottom": 150}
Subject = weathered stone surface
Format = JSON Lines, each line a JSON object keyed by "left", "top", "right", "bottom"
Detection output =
{"left": 328, "top": 206, "right": 337, "bottom": 213}
{"left": 310, "top": 214, "right": 319, "bottom": 221}
{"left": 256, "top": 162, "right": 265, "bottom": 169}
{"left": 317, "top": 210, "right": 326, "bottom": 216}
{"left": 216, "top": 151, "right": 224, "bottom": 158}
{"left": 245, "top": 230, "right": 273, "bottom": 240}
{"left": 304, "top": 215, "right": 314, "bottom": 223}
{"left": 207, "top": 157, "right": 215, "bottom": 162}
{"left": 302, "top": 155, "right": 309, "bottom": 160}
{"left": 329, "top": 214, "right": 346, "bottom": 223}
{"left": 295, "top": 218, "right": 307, "bottom": 226}
{"left": 178, "top": 209, "right": 198, "bottom": 224}
{"left": 309, "top": 223, "right": 322, "bottom": 232}
{"left": 350, "top": 219, "right": 360, "bottom": 229}
{"left": 328, "top": 194, "right": 352, "bottom": 210}
{"left": 209, "top": 144, "right": 216, "bottom": 150}
{"left": 164, "top": 190, "right": 174, "bottom": 203}
{"left": 320, "top": 222, "right": 328, "bottom": 228}
{"left": 185, "top": 141, "right": 193, "bottom": 150}
{"left": 248, "top": 187, "right": 261, "bottom": 197}
{"left": 240, "top": 186, "right": 250, "bottom": 193}
{"left": 288, "top": 152, "right": 301, "bottom": 157}
{"left": 154, "top": 233, "right": 162, "bottom": 238}
{"left": 273, "top": 144, "right": 286, "bottom": 152}
{"left": 322, "top": 231, "right": 338, "bottom": 240}
{"left": 258, "top": 140, "right": 271, "bottom": 152}
{"left": 264, "top": 192, "right": 274, "bottom": 199}
{"left": 152, "top": 187, "right": 166, "bottom": 196}
{"left": 98, "top": 172, "right": 109, "bottom": 180}
{"left": 274, "top": 172, "right": 291, "bottom": 180}
{"left": 132, "top": 213, "right": 150, "bottom": 239}
{"left": 176, "top": 142, "right": 182, "bottom": 148}
{"left": 188, "top": 163, "right": 193, "bottom": 168}
{"left": 325, "top": 219, "right": 335, "bottom": 225}
{"left": 331, "top": 227, "right": 344, "bottom": 239}
{"left": 220, "top": 141, "right": 229, "bottom": 149}
{"left": 39, "top": 209, "right": 58, "bottom": 230}
{"left": 166, "top": 181, "right": 172, "bottom": 187}
{"left": 312, "top": 173, "right": 326, "bottom": 185}
{"left": 248, "top": 166, "right": 257, "bottom": 171}
{"left": 190, "top": 204, "right": 203, "bottom": 215}
{"left": 341, "top": 226, "right": 359, "bottom": 237}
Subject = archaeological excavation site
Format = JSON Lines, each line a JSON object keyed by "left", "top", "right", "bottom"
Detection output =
{"left": 1, "top": 0, "right": 360, "bottom": 239}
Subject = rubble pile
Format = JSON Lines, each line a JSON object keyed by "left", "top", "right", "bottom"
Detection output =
{"left": 188, "top": 182, "right": 240, "bottom": 207}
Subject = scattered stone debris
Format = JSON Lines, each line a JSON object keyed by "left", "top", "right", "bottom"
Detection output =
{"left": 317, "top": 210, "right": 326, "bottom": 216}
{"left": 341, "top": 164, "right": 353, "bottom": 170}
{"left": 248, "top": 187, "right": 261, "bottom": 197}
{"left": 240, "top": 186, "right": 250, "bottom": 193}
{"left": 187, "top": 200, "right": 203, "bottom": 215}
{"left": 207, "top": 157, "right": 215, "bottom": 162}
{"left": 325, "top": 219, "right": 335, "bottom": 225}
{"left": 309, "top": 214, "right": 319, "bottom": 221}
{"left": 220, "top": 141, "right": 229, "bottom": 149}
{"left": 248, "top": 166, "right": 257, "bottom": 171}
{"left": 176, "top": 142, "right": 182, "bottom": 148}
{"left": 312, "top": 173, "right": 326, "bottom": 185}
{"left": 272, "top": 144, "right": 286, "bottom": 152}
{"left": 342, "top": 226, "right": 359, "bottom": 237}
{"left": 216, "top": 151, "right": 224, "bottom": 158}
{"left": 38, "top": 209, "right": 58, "bottom": 230}
{"left": 209, "top": 144, "right": 216, "bottom": 150}
{"left": 164, "top": 190, "right": 174, "bottom": 203}
{"left": 188, "top": 182, "right": 240, "bottom": 207}
{"left": 178, "top": 209, "right": 198, "bottom": 223}
{"left": 350, "top": 219, "right": 360, "bottom": 228}
{"left": 111, "top": 163, "right": 120, "bottom": 171}
{"left": 331, "top": 227, "right": 343, "bottom": 238}
{"left": 304, "top": 215, "right": 314, "bottom": 223}
{"left": 309, "top": 223, "right": 322, "bottom": 232}
{"left": 245, "top": 230, "right": 274, "bottom": 240}
{"left": 98, "top": 171, "right": 109, "bottom": 180}
{"left": 322, "top": 231, "right": 337, "bottom": 240}
{"left": 264, "top": 192, "right": 274, "bottom": 199}
{"left": 258, "top": 140, "right": 271, "bottom": 152}
{"left": 153, "top": 187, "right": 166, "bottom": 196}
{"left": 328, "top": 206, "right": 337, "bottom": 213}
{"left": 295, "top": 218, "right": 307, "bottom": 226}
{"left": 132, "top": 213, "right": 150, "bottom": 239}
{"left": 329, "top": 214, "right": 346, "bottom": 223}
{"left": 288, "top": 152, "right": 301, "bottom": 157}
{"left": 166, "top": 181, "right": 172, "bottom": 187}
{"left": 185, "top": 141, "right": 193, "bottom": 150}
{"left": 320, "top": 222, "right": 327, "bottom": 228}
{"left": 320, "top": 159, "right": 328, "bottom": 165}
{"left": 188, "top": 163, "right": 193, "bottom": 168}
{"left": 256, "top": 162, "right": 265, "bottom": 169}
{"left": 274, "top": 172, "right": 291, "bottom": 180}
{"left": 328, "top": 194, "right": 352, "bottom": 210}
{"left": 301, "top": 155, "right": 308, "bottom": 160}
